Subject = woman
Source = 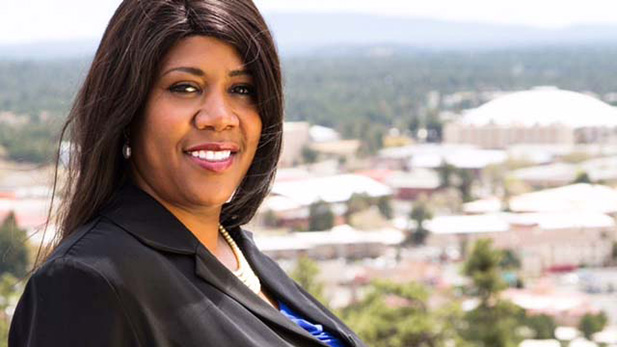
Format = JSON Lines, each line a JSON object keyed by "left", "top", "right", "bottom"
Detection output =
{"left": 9, "top": 1, "right": 365, "bottom": 346}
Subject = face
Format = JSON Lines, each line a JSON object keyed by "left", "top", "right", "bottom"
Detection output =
{"left": 130, "top": 36, "right": 262, "bottom": 216}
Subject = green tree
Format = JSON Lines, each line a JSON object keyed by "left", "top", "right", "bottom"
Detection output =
{"left": 262, "top": 209, "right": 278, "bottom": 228}
{"left": 301, "top": 145, "right": 319, "bottom": 164}
{"left": 341, "top": 281, "right": 464, "bottom": 347}
{"left": 579, "top": 312, "right": 608, "bottom": 340}
{"left": 377, "top": 196, "right": 393, "bottom": 219}
{"left": 426, "top": 110, "right": 443, "bottom": 142}
{"left": 0, "top": 274, "right": 23, "bottom": 347}
{"left": 572, "top": 171, "right": 592, "bottom": 184}
{"left": 437, "top": 162, "right": 457, "bottom": 188}
{"left": 499, "top": 249, "right": 521, "bottom": 270}
{"left": 463, "top": 239, "right": 506, "bottom": 303}
{"left": 0, "top": 212, "right": 30, "bottom": 278}
{"left": 289, "top": 256, "right": 327, "bottom": 305}
{"left": 460, "top": 239, "right": 524, "bottom": 347}
{"left": 346, "top": 193, "right": 372, "bottom": 221}
{"left": 522, "top": 314, "right": 556, "bottom": 339}
{"left": 409, "top": 197, "right": 433, "bottom": 246}
{"left": 457, "top": 169, "right": 475, "bottom": 203}
{"left": 308, "top": 200, "right": 334, "bottom": 231}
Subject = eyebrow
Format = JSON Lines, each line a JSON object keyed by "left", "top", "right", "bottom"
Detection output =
{"left": 161, "top": 66, "right": 252, "bottom": 78}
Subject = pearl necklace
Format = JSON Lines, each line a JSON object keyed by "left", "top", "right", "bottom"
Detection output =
{"left": 218, "top": 224, "right": 262, "bottom": 295}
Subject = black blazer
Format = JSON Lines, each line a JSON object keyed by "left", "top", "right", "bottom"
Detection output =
{"left": 9, "top": 184, "right": 365, "bottom": 347}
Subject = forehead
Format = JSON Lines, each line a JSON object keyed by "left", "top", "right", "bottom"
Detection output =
{"left": 159, "top": 36, "right": 245, "bottom": 73}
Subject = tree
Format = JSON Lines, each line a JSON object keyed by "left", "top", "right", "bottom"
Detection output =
{"left": 0, "top": 273, "right": 23, "bottom": 347}
{"left": 308, "top": 200, "right": 334, "bottom": 231}
{"left": 572, "top": 171, "right": 592, "bottom": 184}
{"left": 346, "top": 193, "right": 372, "bottom": 219}
{"left": 289, "top": 256, "right": 327, "bottom": 305}
{"left": 579, "top": 312, "right": 608, "bottom": 340}
{"left": 0, "top": 212, "right": 30, "bottom": 278}
{"left": 499, "top": 249, "right": 521, "bottom": 270}
{"left": 521, "top": 314, "right": 556, "bottom": 339}
{"left": 425, "top": 110, "right": 443, "bottom": 142}
{"left": 262, "top": 209, "right": 278, "bottom": 228}
{"left": 437, "top": 162, "right": 457, "bottom": 189}
{"left": 460, "top": 239, "right": 524, "bottom": 347}
{"left": 341, "top": 280, "right": 465, "bottom": 347}
{"left": 463, "top": 239, "right": 506, "bottom": 303}
{"left": 457, "top": 169, "right": 475, "bottom": 203}
{"left": 377, "top": 196, "right": 393, "bottom": 219}
{"left": 409, "top": 197, "right": 433, "bottom": 246}
{"left": 301, "top": 145, "right": 318, "bottom": 164}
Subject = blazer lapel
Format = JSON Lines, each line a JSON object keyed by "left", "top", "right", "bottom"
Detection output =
{"left": 193, "top": 244, "right": 328, "bottom": 346}
{"left": 235, "top": 228, "right": 353, "bottom": 343}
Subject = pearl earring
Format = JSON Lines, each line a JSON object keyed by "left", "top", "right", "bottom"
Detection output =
{"left": 122, "top": 143, "right": 132, "bottom": 159}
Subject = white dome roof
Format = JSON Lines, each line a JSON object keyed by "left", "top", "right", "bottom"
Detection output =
{"left": 461, "top": 87, "right": 617, "bottom": 128}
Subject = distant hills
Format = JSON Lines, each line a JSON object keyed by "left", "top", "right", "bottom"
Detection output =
{"left": 267, "top": 13, "right": 617, "bottom": 55}
{"left": 2, "top": 12, "right": 617, "bottom": 59}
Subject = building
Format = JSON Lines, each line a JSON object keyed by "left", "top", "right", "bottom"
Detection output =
{"left": 279, "top": 121, "right": 311, "bottom": 167}
{"left": 503, "top": 286, "right": 597, "bottom": 326}
{"left": 463, "top": 183, "right": 617, "bottom": 216}
{"left": 357, "top": 168, "right": 441, "bottom": 200}
{"left": 511, "top": 156, "right": 617, "bottom": 189}
{"left": 255, "top": 225, "right": 404, "bottom": 260}
{"left": 257, "top": 173, "right": 393, "bottom": 229}
{"left": 378, "top": 143, "right": 508, "bottom": 173}
{"left": 426, "top": 212, "right": 616, "bottom": 276}
{"left": 444, "top": 87, "right": 617, "bottom": 149}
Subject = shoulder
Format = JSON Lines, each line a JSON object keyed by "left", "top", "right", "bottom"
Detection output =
{"left": 41, "top": 216, "right": 165, "bottom": 285}
{"left": 10, "top": 225, "right": 143, "bottom": 346}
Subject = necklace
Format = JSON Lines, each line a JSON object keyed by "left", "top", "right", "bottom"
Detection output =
{"left": 218, "top": 224, "right": 262, "bottom": 295}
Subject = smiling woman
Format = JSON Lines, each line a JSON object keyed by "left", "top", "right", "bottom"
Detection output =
{"left": 7, "top": 1, "right": 364, "bottom": 346}
{"left": 131, "top": 36, "right": 263, "bottom": 249}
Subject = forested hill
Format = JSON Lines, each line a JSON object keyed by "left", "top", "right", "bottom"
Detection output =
{"left": 285, "top": 46, "right": 617, "bottom": 131}
{"left": 1, "top": 45, "right": 617, "bottom": 162}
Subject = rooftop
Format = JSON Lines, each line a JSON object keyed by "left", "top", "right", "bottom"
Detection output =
{"left": 461, "top": 87, "right": 617, "bottom": 128}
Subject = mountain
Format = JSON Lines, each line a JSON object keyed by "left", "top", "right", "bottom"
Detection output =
{"left": 265, "top": 13, "right": 617, "bottom": 55}
{"left": 0, "top": 39, "right": 98, "bottom": 60}
{"left": 2, "top": 12, "right": 617, "bottom": 59}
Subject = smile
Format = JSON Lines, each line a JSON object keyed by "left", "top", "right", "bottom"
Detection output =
{"left": 188, "top": 150, "right": 232, "bottom": 162}
{"left": 185, "top": 150, "right": 236, "bottom": 173}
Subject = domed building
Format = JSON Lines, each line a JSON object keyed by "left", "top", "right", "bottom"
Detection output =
{"left": 444, "top": 87, "right": 617, "bottom": 149}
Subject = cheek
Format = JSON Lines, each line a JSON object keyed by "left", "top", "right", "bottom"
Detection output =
{"left": 136, "top": 106, "right": 186, "bottom": 163}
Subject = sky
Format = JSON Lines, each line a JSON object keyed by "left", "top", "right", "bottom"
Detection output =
{"left": 1, "top": 0, "right": 617, "bottom": 44}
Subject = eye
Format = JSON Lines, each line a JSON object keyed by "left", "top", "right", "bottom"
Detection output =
{"left": 230, "top": 84, "right": 256, "bottom": 97}
{"left": 169, "top": 83, "right": 201, "bottom": 94}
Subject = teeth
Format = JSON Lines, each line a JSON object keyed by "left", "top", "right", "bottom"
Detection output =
{"left": 189, "top": 150, "right": 232, "bottom": 162}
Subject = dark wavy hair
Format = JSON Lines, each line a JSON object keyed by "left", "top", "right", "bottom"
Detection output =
{"left": 41, "top": 0, "right": 283, "bottom": 263}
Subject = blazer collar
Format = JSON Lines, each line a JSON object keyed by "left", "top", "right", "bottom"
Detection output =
{"left": 100, "top": 183, "right": 328, "bottom": 345}
{"left": 192, "top": 241, "right": 328, "bottom": 346}
{"left": 99, "top": 182, "right": 199, "bottom": 255}
{"left": 238, "top": 232, "right": 359, "bottom": 346}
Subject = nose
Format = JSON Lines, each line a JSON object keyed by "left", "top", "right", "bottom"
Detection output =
{"left": 193, "top": 89, "right": 239, "bottom": 131}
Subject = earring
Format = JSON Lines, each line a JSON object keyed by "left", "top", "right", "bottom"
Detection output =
{"left": 122, "top": 143, "right": 132, "bottom": 159}
{"left": 122, "top": 130, "right": 131, "bottom": 159}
